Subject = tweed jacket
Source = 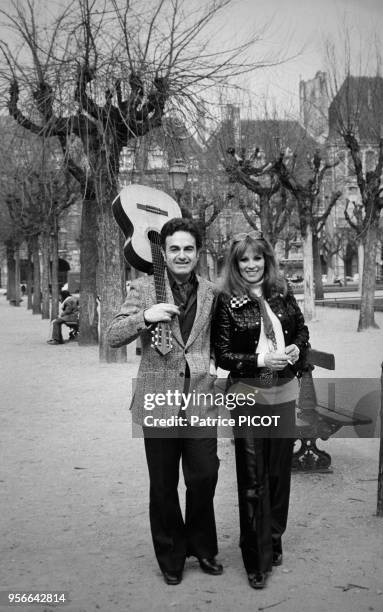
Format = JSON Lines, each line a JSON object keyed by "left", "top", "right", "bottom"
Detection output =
{"left": 107, "top": 274, "right": 217, "bottom": 425}
{"left": 213, "top": 288, "right": 309, "bottom": 383}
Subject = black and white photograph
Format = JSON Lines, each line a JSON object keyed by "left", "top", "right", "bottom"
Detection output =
{"left": 1, "top": 0, "right": 382, "bottom": 611}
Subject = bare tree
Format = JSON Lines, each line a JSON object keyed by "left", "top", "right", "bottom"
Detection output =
{"left": 0, "top": 198, "right": 22, "bottom": 305}
{"left": 0, "top": 124, "right": 42, "bottom": 311}
{"left": 344, "top": 199, "right": 365, "bottom": 290}
{"left": 192, "top": 193, "right": 227, "bottom": 279}
{"left": 326, "top": 34, "right": 383, "bottom": 330}
{"left": 3, "top": 167, "right": 78, "bottom": 318}
{"left": 320, "top": 227, "right": 343, "bottom": 284}
{"left": 22, "top": 166, "right": 77, "bottom": 320}
{"left": 225, "top": 147, "right": 294, "bottom": 246}
{"left": 0, "top": 120, "right": 78, "bottom": 319}
{"left": 1, "top": 0, "right": 281, "bottom": 361}
{"left": 221, "top": 109, "right": 341, "bottom": 318}
{"left": 270, "top": 150, "right": 341, "bottom": 320}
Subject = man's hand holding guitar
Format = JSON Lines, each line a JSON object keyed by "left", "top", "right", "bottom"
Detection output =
{"left": 143, "top": 303, "right": 180, "bottom": 324}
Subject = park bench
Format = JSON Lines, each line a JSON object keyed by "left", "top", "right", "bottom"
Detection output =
{"left": 293, "top": 348, "right": 372, "bottom": 472}
{"left": 64, "top": 320, "right": 79, "bottom": 340}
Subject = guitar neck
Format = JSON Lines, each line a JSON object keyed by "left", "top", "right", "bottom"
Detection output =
{"left": 149, "top": 236, "right": 167, "bottom": 303}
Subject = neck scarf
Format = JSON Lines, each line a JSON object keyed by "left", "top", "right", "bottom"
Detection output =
{"left": 254, "top": 295, "right": 277, "bottom": 351}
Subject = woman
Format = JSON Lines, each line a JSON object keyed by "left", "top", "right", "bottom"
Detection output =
{"left": 213, "top": 231, "right": 309, "bottom": 589}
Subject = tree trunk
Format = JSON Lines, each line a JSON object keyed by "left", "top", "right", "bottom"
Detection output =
{"left": 50, "top": 224, "right": 60, "bottom": 320}
{"left": 31, "top": 235, "right": 41, "bottom": 315}
{"left": 78, "top": 197, "right": 99, "bottom": 345}
{"left": 327, "top": 256, "right": 335, "bottom": 284}
{"left": 358, "top": 214, "right": 379, "bottom": 331}
{"left": 97, "top": 179, "right": 126, "bottom": 363}
{"left": 284, "top": 237, "right": 290, "bottom": 260}
{"left": 358, "top": 241, "right": 364, "bottom": 292}
{"left": 212, "top": 253, "right": 218, "bottom": 282}
{"left": 259, "top": 193, "right": 272, "bottom": 242}
{"left": 6, "top": 242, "right": 16, "bottom": 304}
{"left": 26, "top": 246, "right": 33, "bottom": 310}
{"left": 14, "top": 246, "right": 21, "bottom": 306}
{"left": 41, "top": 231, "right": 50, "bottom": 319}
{"left": 302, "top": 224, "right": 316, "bottom": 321}
{"left": 198, "top": 242, "right": 209, "bottom": 279}
{"left": 313, "top": 233, "right": 324, "bottom": 300}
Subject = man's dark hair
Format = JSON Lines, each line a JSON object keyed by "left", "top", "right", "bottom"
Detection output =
{"left": 160, "top": 217, "right": 202, "bottom": 250}
{"left": 60, "top": 290, "right": 71, "bottom": 301}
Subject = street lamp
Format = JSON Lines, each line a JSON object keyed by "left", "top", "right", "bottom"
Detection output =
{"left": 168, "top": 158, "right": 189, "bottom": 208}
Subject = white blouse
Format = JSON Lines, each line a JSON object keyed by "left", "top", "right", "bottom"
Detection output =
{"left": 251, "top": 286, "right": 285, "bottom": 366}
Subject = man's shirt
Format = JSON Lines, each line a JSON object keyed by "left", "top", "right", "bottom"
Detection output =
{"left": 167, "top": 270, "right": 198, "bottom": 344}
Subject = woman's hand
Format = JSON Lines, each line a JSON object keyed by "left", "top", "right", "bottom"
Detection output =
{"left": 264, "top": 352, "right": 289, "bottom": 371}
{"left": 285, "top": 344, "right": 300, "bottom": 364}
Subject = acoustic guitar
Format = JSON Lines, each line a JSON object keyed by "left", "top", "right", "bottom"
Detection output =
{"left": 112, "top": 184, "right": 182, "bottom": 355}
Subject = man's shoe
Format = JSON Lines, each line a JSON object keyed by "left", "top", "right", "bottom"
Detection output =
{"left": 198, "top": 557, "right": 223, "bottom": 576}
{"left": 272, "top": 552, "right": 283, "bottom": 566}
{"left": 47, "top": 339, "right": 63, "bottom": 345}
{"left": 248, "top": 571, "right": 267, "bottom": 589}
{"left": 162, "top": 571, "right": 182, "bottom": 585}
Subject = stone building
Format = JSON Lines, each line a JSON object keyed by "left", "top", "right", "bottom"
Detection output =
{"left": 299, "top": 71, "right": 330, "bottom": 142}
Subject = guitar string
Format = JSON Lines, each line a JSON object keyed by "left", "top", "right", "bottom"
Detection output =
{"left": 149, "top": 231, "right": 171, "bottom": 347}
{"left": 149, "top": 231, "right": 167, "bottom": 302}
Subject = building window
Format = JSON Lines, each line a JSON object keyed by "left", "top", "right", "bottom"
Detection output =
{"left": 148, "top": 148, "right": 167, "bottom": 169}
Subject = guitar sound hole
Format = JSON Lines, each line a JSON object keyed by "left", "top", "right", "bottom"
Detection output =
{"left": 148, "top": 230, "right": 161, "bottom": 245}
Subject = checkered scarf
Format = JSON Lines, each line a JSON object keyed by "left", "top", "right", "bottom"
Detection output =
{"left": 230, "top": 295, "right": 251, "bottom": 309}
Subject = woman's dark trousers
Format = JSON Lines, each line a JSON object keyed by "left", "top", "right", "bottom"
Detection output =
{"left": 233, "top": 401, "right": 295, "bottom": 574}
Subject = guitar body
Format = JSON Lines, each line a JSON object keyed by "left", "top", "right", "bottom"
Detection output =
{"left": 112, "top": 184, "right": 182, "bottom": 355}
{"left": 112, "top": 184, "right": 181, "bottom": 273}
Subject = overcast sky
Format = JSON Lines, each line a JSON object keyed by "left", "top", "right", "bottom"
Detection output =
{"left": 223, "top": 0, "right": 383, "bottom": 116}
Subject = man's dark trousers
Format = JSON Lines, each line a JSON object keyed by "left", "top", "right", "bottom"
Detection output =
{"left": 143, "top": 427, "right": 219, "bottom": 574}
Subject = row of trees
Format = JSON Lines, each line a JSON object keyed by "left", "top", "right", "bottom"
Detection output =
{"left": 0, "top": 124, "right": 79, "bottom": 319}
{"left": 3, "top": 99, "right": 379, "bottom": 335}
{"left": 225, "top": 142, "right": 342, "bottom": 322}
{"left": 0, "top": 1, "right": 381, "bottom": 361}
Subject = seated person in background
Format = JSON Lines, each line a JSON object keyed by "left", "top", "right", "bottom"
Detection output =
{"left": 47, "top": 290, "right": 79, "bottom": 345}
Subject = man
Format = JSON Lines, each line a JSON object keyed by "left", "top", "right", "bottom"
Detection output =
{"left": 47, "top": 290, "right": 79, "bottom": 345}
{"left": 107, "top": 218, "right": 222, "bottom": 585}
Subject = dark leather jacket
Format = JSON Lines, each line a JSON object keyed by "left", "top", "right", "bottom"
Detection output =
{"left": 213, "top": 288, "right": 309, "bottom": 382}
